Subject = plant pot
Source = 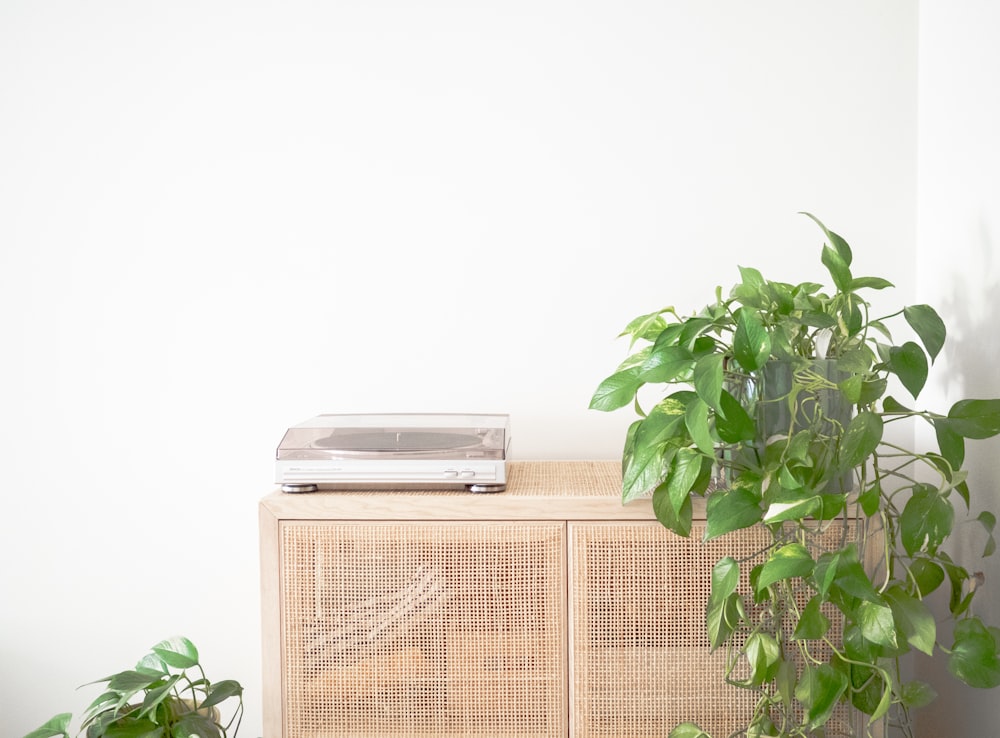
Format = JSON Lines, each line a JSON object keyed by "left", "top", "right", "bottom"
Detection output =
{"left": 761, "top": 358, "right": 854, "bottom": 493}
{"left": 720, "top": 358, "right": 855, "bottom": 494}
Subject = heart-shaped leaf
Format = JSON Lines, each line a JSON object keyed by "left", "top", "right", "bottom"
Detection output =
{"left": 590, "top": 367, "right": 643, "bottom": 411}
{"left": 904, "top": 304, "right": 946, "bottom": 362}
{"left": 887, "top": 341, "right": 929, "bottom": 399}
{"left": 705, "top": 487, "right": 762, "bottom": 540}
{"left": 756, "top": 543, "right": 815, "bottom": 593}
{"left": 901, "top": 485, "right": 954, "bottom": 556}
{"left": 734, "top": 309, "right": 771, "bottom": 371}
{"left": 948, "top": 617, "right": 1000, "bottom": 688}
{"left": 945, "top": 399, "right": 1000, "bottom": 439}
{"left": 839, "top": 411, "right": 884, "bottom": 469}
{"left": 884, "top": 585, "right": 936, "bottom": 656}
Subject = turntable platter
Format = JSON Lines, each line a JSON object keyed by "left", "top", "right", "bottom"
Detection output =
{"left": 315, "top": 431, "right": 481, "bottom": 454}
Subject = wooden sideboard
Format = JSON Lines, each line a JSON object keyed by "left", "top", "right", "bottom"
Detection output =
{"left": 260, "top": 460, "right": 859, "bottom": 737}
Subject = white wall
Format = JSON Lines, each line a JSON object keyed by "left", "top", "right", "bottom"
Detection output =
{"left": 915, "top": 1, "right": 1000, "bottom": 735}
{"left": 0, "top": 2, "right": 917, "bottom": 735}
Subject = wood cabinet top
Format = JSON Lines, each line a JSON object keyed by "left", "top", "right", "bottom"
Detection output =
{"left": 260, "top": 460, "right": 670, "bottom": 521}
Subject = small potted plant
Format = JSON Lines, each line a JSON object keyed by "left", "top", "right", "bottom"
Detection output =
{"left": 23, "top": 636, "right": 243, "bottom": 738}
{"left": 590, "top": 214, "right": 1000, "bottom": 737}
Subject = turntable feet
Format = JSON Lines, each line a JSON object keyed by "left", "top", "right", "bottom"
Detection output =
{"left": 282, "top": 483, "right": 319, "bottom": 494}
{"left": 468, "top": 483, "right": 506, "bottom": 494}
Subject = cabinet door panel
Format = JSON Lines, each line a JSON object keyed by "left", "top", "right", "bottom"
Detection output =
{"left": 569, "top": 521, "right": 860, "bottom": 738}
{"left": 278, "top": 520, "right": 567, "bottom": 737}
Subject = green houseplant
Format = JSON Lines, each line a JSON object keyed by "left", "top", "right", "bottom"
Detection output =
{"left": 23, "top": 636, "right": 243, "bottom": 738}
{"left": 590, "top": 214, "right": 1000, "bottom": 737}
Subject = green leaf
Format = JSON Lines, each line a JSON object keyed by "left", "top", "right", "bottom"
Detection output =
{"left": 733, "top": 309, "right": 771, "bottom": 371}
{"left": 869, "top": 670, "right": 894, "bottom": 723}
{"left": 620, "top": 309, "right": 669, "bottom": 344}
{"left": 664, "top": 448, "right": 703, "bottom": 514}
{"left": 904, "top": 304, "right": 946, "bottom": 362}
{"left": 838, "top": 411, "right": 884, "bottom": 469}
{"left": 707, "top": 557, "right": 742, "bottom": 651}
{"left": 858, "top": 600, "right": 899, "bottom": 650}
{"left": 684, "top": 398, "right": 715, "bottom": 457}
{"left": 884, "top": 585, "right": 936, "bottom": 656}
{"left": 838, "top": 374, "right": 863, "bottom": 404}
{"left": 857, "top": 377, "right": 888, "bottom": 404}
{"left": 785, "top": 430, "right": 811, "bottom": 463}
{"left": 935, "top": 421, "right": 966, "bottom": 471}
{"left": 640, "top": 345, "right": 694, "bottom": 383}
{"left": 744, "top": 632, "right": 780, "bottom": 686}
{"left": 622, "top": 407, "right": 685, "bottom": 503}
{"left": 22, "top": 714, "right": 72, "bottom": 738}
{"left": 668, "top": 723, "right": 712, "bottom": 738}
{"left": 200, "top": 679, "right": 244, "bottom": 709}
{"left": 82, "top": 691, "right": 120, "bottom": 726}
{"left": 979, "top": 511, "right": 997, "bottom": 557}
{"left": 756, "top": 543, "right": 815, "bottom": 592}
{"left": 831, "top": 545, "right": 880, "bottom": 603}
{"left": 737, "top": 264, "right": 766, "bottom": 292}
{"left": 794, "top": 596, "right": 831, "bottom": 640}
{"left": 800, "top": 212, "right": 851, "bottom": 263}
{"left": 710, "top": 556, "right": 740, "bottom": 601}
{"left": 622, "top": 442, "right": 671, "bottom": 504}
{"left": 942, "top": 556, "right": 974, "bottom": 616}
{"left": 590, "top": 367, "right": 643, "bottom": 411}
{"left": 843, "top": 622, "right": 878, "bottom": 662}
{"left": 173, "top": 713, "right": 223, "bottom": 738}
{"left": 888, "top": 341, "right": 929, "bottom": 399}
{"left": 901, "top": 485, "right": 954, "bottom": 556}
{"left": 614, "top": 346, "right": 651, "bottom": 372}
{"left": 821, "top": 244, "right": 853, "bottom": 293}
{"left": 857, "top": 481, "right": 881, "bottom": 517}
{"left": 679, "top": 317, "right": 714, "bottom": 349}
{"left": 837, "top": 347, "right": 874, "bottom": 374}
{"left": 151, "top": 637, "right": 199, "bottom": 670}
{"left": 908, "top": 558, "right": 946, "bottom": 598}
{"left": 762, "top": 495, "right": 820, "bottom": 524}
{"left": 139, "top": 675, "right": 182, "bottom": 720}
{"left": 716, "top": 389, "right": 756, "bottom": 443}
{"left": 945, "top": 399, "right": 1000, "bottom": 439}
{"left": 795, "top": 663, "right": 849, "bottom": 730}
{"left": 693, "top": 354, "right": 725, "bottom": 416}
{"left": 850, "top": 275, "right": 894, "bottom": 291}
{"left": 812, "top": 550, "right": 841, "bottom": 598}
{"left": 706, "top": 591, "right": 743, "bottom": 652}
{"left": 705, "top": 487, "right": 763, "bottom": 540}
{"left": 883, "top": 395, "right": 913, "bottom": 413}
{"left": 948, "top": 617, "right": 1000, "bottom": 688}
{"left": 653, "top": 486, "right": 693, "bottom": 537}
{"left": 838, "top": 659, "right": 886, "bottom": 717}
{"left": 107, "top": 669, "right": 166, "bottom": 694}
{"left": 900, "top": 680, "right": 938, "bottom": 709}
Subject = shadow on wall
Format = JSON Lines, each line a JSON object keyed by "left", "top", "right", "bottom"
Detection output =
{"left": 915, "top": 214, "right": 1000, "bottom": 738}
{"left": 937, "top": 217, "right": 1000, "bottom": 400}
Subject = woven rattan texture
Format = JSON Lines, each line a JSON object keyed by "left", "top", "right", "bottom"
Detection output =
{"left": 280, "top": 520, "right": 567, "bottom": 737}
{"left": 504, "top": 460, "right": 621, "bottom": 497}
{"left": 570, "top": 520, "right": 859, "bottom": 737}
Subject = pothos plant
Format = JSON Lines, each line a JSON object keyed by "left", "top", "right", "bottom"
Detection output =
{"left": 590, "top": 214, "right": 1000, "bottom": 737}
{"left": 23, "top": 636, "right": 243, "bottom": 738}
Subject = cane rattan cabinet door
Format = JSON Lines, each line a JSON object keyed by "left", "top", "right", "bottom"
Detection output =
{"left": 569, "top": 520, "right": 865, "bottom": 738}
{"left": 569, "top": 521, "right": 766, "bottom": 738}
{"left": 277, "top": 520, "right": 567, "bottom": 737}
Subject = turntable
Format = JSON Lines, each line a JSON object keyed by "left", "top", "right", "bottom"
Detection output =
{"left": 275, "top": 413, "right": 510, "bottom": 493}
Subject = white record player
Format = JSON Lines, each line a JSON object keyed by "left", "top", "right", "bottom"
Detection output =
{"left": 275, "top": 413, "right": 510, "bottom": 493}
